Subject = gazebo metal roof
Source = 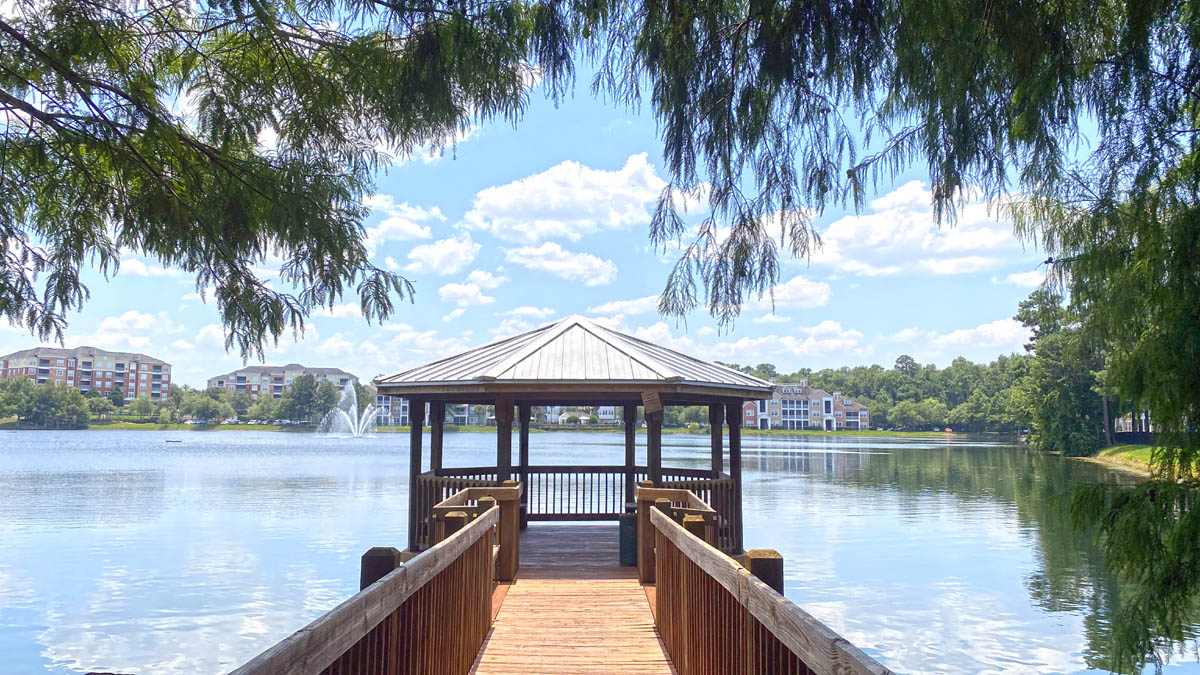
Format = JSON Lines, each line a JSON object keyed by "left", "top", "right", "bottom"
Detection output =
{"left": 373, "top": 315, "right": 772, "bottom": 400}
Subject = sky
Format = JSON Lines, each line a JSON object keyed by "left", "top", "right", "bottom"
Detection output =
{"left": 0, "top": 76, "right": 1048, "bottom": 388}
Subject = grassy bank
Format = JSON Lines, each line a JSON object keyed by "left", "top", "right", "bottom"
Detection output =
{"left": 1081, "top": 444, "right": 1154, "bottom": 476}
{"left": 88, "top": 421, "right": 296, "bottom": 431}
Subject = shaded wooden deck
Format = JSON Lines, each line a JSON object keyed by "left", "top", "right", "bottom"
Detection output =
{"left": 471, "top": 524, "right": 674, "bottom": 674}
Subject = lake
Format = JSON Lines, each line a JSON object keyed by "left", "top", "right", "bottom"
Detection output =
{"left": 0, "top": 429, "right": 1194, "bottom": 674}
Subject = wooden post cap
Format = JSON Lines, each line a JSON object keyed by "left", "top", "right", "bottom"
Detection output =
{"left": 444, "top": 511, "right": 469, "bottom": 537}
{"left": 477, "top": 496, "right": 497, "bottom": 512}
{"left": 501, "top": 479, "right": 518, "bottom": 487}
{"left": 638, "top": 479, "right": 654, "bottom": 487}
{"left": 360, "top": 546, "right": 403, "bottom": 591}
{"left": 654, "top": 497, "right": 674, "bottom": 518}
{"left": 682, "top": 514, "right": 706, "bottom": 540}
{"left": 745, "top": 548, "right": 784, "bottom": 595}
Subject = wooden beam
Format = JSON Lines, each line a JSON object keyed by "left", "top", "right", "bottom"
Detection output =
{"left": 623, "top": 404, "right": 637, "bottom": 505}
{"left": 725, "top": 402, "right": 743, "bottom": 553}
{"left": 407, "top": 399, "right": 425, "bottom": 552}
{"left": 495, "top": 397, "right": 513, "bottom": 482}
{"left": 518, "top": 402, "right": 530, "bottom": 528}
{"left": 430, "top": 401, "right": 445, "bottom": 471}
{"left": 643, "top": 392, "right": 663, "bottom": 487}
{"left": 708, "top": 403, "right": 724, "bottom": 475}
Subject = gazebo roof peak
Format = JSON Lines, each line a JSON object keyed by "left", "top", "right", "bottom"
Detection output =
{"left": 373, "top": 313, "right": 772, "bottom": 399}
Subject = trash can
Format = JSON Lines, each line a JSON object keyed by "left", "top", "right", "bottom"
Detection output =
{"left": 618, "top": 503, "right": 638, "bottom": 566}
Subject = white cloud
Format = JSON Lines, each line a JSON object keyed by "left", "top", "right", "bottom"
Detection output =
{"left": 465, "top": 269, "right": 507, "bottom": 289}
{"left": 994, "top": 270, "right": 1046, "bottom": 287}
{"left": 934, "top": 318, "right": 1030, "bottom": 349}
{"left": 194, "top": 324, "right": 226, "bottom": 349}
{"left": 631, "top": 319, "right": 869, "bottom": 361}
{"left": 180, "top": 292, "right": 202, "bottom": 302}
{"left": 171, "top": 339, "right": 195, "bottom": 351}
{"left": 438, "top": 282, "right": 494, "bottom": 307}
{"left": 442, "top": 308, "right": 466, "bottom": 322}
{"left": 71, "top": 311, "right": 183, "bottom": 351}
{"left": 810, "top": 180, "right": 1033, "bottom": 277}
{"left": 506, "top": 306, "right": 555, "bottom": 319}
{"left": 752, "top": 314, "right": 792, "bottom": 324}
{"left": 315, "top": 333, "right": 356, "bottom": 358}
{"left": 120, "top": 259, "right": 186, "bottom": 278}
{"left": 491, "top": 318, "right": 533, "bottom": 337}
{"left": 313, "top": 303, "right": 361, "bottom": 320}
{"left": 405, "top": 236, "right": 480, "bottom": 275}
{"left": 504, "top": 242, "right": 617, "bottom": 286}
{"left": 750, "top": 274, "right": 831, "bottom": 310}
{"left": 465, "top": 153, "right": 666, "bottom": 243}
{"left": 362, "top": 196, "right": 442, "bottom": 255}
{"left": 587, "top": 295, "right": 659, "bottom": 316}
{"left": 883, "top": 327, "right": 935, "bottom": 343}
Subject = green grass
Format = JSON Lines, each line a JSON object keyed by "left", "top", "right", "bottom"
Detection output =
{"left": 1091, "top": 444, "right": 1154, "bottom": 474}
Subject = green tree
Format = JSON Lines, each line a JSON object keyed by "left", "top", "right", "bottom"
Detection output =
{"left": 108, "top": 387, "right": 125, "bottom": 407}
{"left": 353, "top": 382, "right": 374, "bottom": 418}
{"left": 1015, "top": 291, "right": 1105, "bottom": 457}
{"left": 314, "top": 380, "right": 340, "bottom": 420}
{"left": 282, "top": 374, "right": 318, "bottom": 423}
{"left": 129, "top": 396, "right": 156, "bottom": 420}
{"left": 228, "top": 391, "right": 253, "bottom": 416}
{"left": 247, "top": 396, "right": 280, "bottom": 421}
{"left": 86, "top": 395, "right": 114, "bottom": 418}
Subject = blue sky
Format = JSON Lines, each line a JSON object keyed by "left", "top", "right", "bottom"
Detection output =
{"left": 1, "top": 78, "right": 1047, "bottom": 388}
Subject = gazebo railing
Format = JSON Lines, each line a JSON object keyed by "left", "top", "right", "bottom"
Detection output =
{"left": 413, "top": 466, "right": 739, "bottom": 552}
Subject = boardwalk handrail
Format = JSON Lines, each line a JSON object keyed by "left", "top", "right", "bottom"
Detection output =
{"left": 229, "top": 502, "right": 498, "bottom": 675}
{"left": 646, "top": 489, "right": 893, "bottom": 675}
{"left": 415, "top": 466, "right": 740, "bottom": 552}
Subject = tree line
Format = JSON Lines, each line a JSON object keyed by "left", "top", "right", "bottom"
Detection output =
{"left": 0, "top": 374, "right": 373, "bottom": 428}
{"left": 722, "top": 287, "right": 1115, "bottom": 454}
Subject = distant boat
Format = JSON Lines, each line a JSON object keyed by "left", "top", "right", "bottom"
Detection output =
{"left": 165, "top": 439, "right": 183, "bottom": 443}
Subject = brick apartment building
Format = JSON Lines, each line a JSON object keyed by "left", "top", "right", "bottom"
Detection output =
{"left": 206, "top": 364, "right": 357, "bottom": 399}
{"left": 0, "top": 346, "right": 171, "bottom": 400}
{"left": 742, "top": 379, "right": 870, "bottom": 431}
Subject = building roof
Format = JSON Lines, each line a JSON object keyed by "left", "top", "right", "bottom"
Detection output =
{"left": 0, "top": 345, "right": 168, "bottom": 364}
{"left": 208, "top": 364, "right": 356, "bottom": 379}
{"left": 374, "top": 315, "right": 773, "bottom": 402}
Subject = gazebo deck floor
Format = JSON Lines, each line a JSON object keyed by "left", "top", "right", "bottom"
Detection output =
{"left": 470, "top": 524, "right": 674, "bottom": 674}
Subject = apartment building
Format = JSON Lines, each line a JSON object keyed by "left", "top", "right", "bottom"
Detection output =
{"left": 374, "top": 397, "right": 469, "bottom": 427}
{"left": 0, "top": 346, "right": 171, "bottom": 400}
{"left": 742, "top": 380, "right": 870, "bottom": 431}
{"left": 206, "top": 364, "right": 356, "bottom": 399}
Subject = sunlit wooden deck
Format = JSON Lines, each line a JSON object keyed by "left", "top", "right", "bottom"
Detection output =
{"left": 470, "top": 524, "right": 674, "bottom": 674}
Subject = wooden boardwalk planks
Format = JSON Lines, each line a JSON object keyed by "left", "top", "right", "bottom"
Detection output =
{"left": 471, "top": 524, "right": 674, "bottom": 674}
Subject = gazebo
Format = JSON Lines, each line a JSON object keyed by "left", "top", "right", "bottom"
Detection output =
{"left": 373, "top": 315, "right": 773, "bottom": 555}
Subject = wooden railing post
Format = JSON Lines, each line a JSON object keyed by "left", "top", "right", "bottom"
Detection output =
{"left": 682, "top": 515, "right": 709, "bottom": 545}
{"left": 360, "top": 546, "right": 402, "bottom": 591}
{"left": 444, "top": 511, "right": 468, "bottom": 539}
{"left": 497, "top": 480, "right": 520, "bottom": 581}
{"left": 636, "top": 480, "right": 656, "bottom": 583}
{"left": 745, "top": 549, "right": 784, "bottom": 594}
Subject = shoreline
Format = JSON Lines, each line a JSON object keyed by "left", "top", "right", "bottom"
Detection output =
{"left": 1074, "top": 444, "right": 1154, "bottom": 477}
{"left": 0, "top": 419, "right": 975, "bottom": 440}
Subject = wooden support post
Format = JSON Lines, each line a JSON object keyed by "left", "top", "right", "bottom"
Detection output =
{"left": 495, "top": 399, "right": 513, "bottom": 483}
{"left": 359, "top": 546, "right": 402, "bottom": 591}
{"left": 708, "top": 403, "right": 724, "bottom": 476}
{"left": 518, "top": 403, "right": 530, "bottom": 530}
{"left": 636, "top": 480, "right": 656, "bottom": 583}
{"left": 642, "top": 392, "right": 663, "bottom": 486}
{"left": 682, "top": 514, "right": 710, "bottom": 545}
{"left": 443, "top": 511, "right": 468, "bottom": 538}
{"left": 745, "top": 549, "right": 784, "bottom": 594}
{"left": 623, "top": 404, "right": 637, "bottom": 505}
{"left": 726, "top": 402, "right": 743, "bottom": 553}
{"left": 498, "top": 480, "right": 521, "bottom": 580}
{"left": 406, "top": 399, "right": 425, "bottom": 552}
{"left": 430, "top": 402, "right": 445, "bottom": 471}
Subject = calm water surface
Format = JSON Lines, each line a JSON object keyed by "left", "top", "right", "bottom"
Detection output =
{"left": 0, "top": 430, "right": 1195, "bottom": 674}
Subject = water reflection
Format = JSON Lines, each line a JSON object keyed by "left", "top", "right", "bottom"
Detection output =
{"left": 0, "top": 430, "right": 1195, "bottom": 674}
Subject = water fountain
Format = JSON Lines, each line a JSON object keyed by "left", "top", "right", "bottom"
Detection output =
{"left": 318, "top": 385, "right": 377, "bottom": 437}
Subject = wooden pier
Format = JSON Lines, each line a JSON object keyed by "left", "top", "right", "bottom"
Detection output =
{"left": 229, "top": 319, "right": 891, "bottom": 675}
{"left": 471, "top": 525, "right": 671, "bottom": 674}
